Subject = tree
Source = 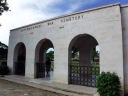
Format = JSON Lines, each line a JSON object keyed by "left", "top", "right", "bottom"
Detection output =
{"left": 0, "top": 0, "right": 9, "bottom": 15}
{"left": 72, "top": 47, "right": 79, "bottom": 59}
{"left": 0, "top": 42, "right": 8, "bottom": 49}
{"left": 0, "top": 42, "right": 8, "bottom": 60}
{"left": 46, "top": 51, "right": 54, "bottom": 61}
{"left": 97, "top": 72, "right": 121, "bottom": 96}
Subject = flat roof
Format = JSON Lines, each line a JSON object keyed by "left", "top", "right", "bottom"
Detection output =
{"left": 11, "top": 3, "right": 120, "bottom": 31}
{"left": 121, "top": 4, "right": 128, "bottom": 8}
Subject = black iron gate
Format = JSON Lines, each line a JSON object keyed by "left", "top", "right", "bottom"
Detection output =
{"left": 14, "top": 61, "right": 25, "bottom": 76}
{"left": 69, "top": 64, "right": 99, "bottom": 87}
{"left": 36, "top": 62, "right": 45, "bottom": 78}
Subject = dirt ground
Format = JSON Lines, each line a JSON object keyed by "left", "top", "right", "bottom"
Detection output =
{"left": 0, "top": 79, "right": 66, "bottom": 96}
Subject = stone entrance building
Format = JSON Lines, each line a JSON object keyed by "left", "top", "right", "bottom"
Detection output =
{"left": 7, "top": 4, "right": 128, "bottom": 94}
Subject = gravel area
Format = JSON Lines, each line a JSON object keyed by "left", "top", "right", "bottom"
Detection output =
{"left": 0, "top": 79, "right": 66, "bottom": 96}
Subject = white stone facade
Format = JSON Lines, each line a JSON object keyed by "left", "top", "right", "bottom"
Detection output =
{"left": 7, "top": 4, "right": 128, "bottom": 95}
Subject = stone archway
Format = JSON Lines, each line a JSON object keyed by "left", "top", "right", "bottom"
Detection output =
{"left": 35, "top": 39, "right": 54, "bottom": 79}
{"left": 13, "top": 42, "right": 26, "bottom": 76}
{"left": 69, "top": 34, "right": 100, "bottom": 87}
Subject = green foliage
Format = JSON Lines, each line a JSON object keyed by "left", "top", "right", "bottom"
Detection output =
{"left": 50, "top": 61, "right": 54, "bottom": 71}
{"left": 0, "top": 48, "right": 8, "bottom": 59}
{"left": 0, "top": 42, "right": 8, "bottom": 60}
{"left": 71, "top": 47, "right": 79, "bottom": 59}
{"left": 46, "top": 51, "right": 54, "bottom": 71}
{"left": 96, "top": 72, "right": 121, "bottom": 96}
{"left": 0, "top": 0, "right": 9, "bottom": 15}
{"left": 46, "top": 51, "right": 54, "bottom": 60}
{"left": 0, "top": 42, "right": 8, "bottom": 48}
{"left": 0, "top": 62, "right": 9, "bottom": 75}
{"left": 91, "top": 50, "right": 99, "bottom": 57}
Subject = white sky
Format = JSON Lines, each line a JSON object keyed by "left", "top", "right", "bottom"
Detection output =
{"left": 0, "top": 0, "right": 75, "bottom": 45}
{"left": 0, "top": 0, "right": 127, "bottom": 45}
{"left": 0, "top": 0, "right": 102, "bottom": 45}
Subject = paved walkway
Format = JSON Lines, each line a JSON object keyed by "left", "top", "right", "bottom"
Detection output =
{"left": 0, "top": 79, "right": 65, "bottom": 96}
{"left": 0, "top": 75, "right": 97, "bottom": 96}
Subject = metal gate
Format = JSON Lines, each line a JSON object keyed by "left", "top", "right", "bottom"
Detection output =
{"left": 36, "top": 62, "right": 45, "bottom": 78}
{"left": 69, "top": 64, "right": 99, "bottom": 87}
{"left": 15, "top": 61, "right": 25, "bottom": 76}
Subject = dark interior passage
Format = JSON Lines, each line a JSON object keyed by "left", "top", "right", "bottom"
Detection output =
{"left": 35, "top": 39, "right": 54, "bottom": 79}
{"left": 14, "top": 43, "right": 26, "bottom": 76}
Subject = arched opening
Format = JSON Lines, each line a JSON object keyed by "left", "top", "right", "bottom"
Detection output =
{"left": 35, "top": 39, "right": 54, "bottom": 80}
{"left": 69, "top": 34, "right": 100, "bottom": 87}
{"left": 13, "top": 42, "right": 26, "bottom": 76}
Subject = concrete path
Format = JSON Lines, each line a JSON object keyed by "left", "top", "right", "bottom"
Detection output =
{"left": 0, "top": 79, "right": 65, "bottom": 96}
{"left": 0, "top": 75, "right": 97, "bottom": 96}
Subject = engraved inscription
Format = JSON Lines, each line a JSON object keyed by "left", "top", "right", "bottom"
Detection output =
{"left": 21, "top": 24, "right": 41, "bottom": 32}
{"left": 20, "top": 14, "right": 84, "bottom": 32}
{"left": 48, "top": 14, "right": 84, "bottom": 26}
{"left": 60, "top": 15, "right": 84, "bottom": 23}
{"left": 48, "top": 22, "right": 53, "bottom": 26}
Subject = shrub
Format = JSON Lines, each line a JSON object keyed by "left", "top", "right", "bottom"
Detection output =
{"left": 96, "top": 72, "right": 121, "bottom": 96}
{"left": 0, "top": 62, "right": 9, "bottom": 76}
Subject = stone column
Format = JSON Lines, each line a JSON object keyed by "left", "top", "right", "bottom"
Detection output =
{"left": 79, "top": 48, "right": 91, "bottom": 65}
{"left": 25, "top": 45, "right": 35, "bottom": 78}
{"left": 53, "top": 45, "right": 69, "bottom": 84}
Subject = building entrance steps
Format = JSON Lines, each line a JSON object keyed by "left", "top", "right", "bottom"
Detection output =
{"left": 0, "top": 75, "right": 97, "bottom": 96}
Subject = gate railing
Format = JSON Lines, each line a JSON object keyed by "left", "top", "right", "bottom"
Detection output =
{"left": 14, "top": 61, "right": 25, "bottom": 75}
{"left": 70, "top": 64, "right": 99, "bottom": 87}
{"left": 36, "top": 62, "right": 45, "bottom": 78}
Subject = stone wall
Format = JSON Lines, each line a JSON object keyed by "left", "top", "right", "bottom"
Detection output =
{"left": 121, "top": 5, "right": 128, "bottom": 94}
{"left": 7, "top": 4, "right": 124, "bottom": 93}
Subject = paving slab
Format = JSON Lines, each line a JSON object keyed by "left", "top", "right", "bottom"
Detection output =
{"left": 0, "top": 75, "right": 97, "bottom": 96}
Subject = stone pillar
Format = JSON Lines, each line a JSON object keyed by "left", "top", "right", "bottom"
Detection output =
{"left": 79, "top": 48, "right": 91, "bottom": 65}
{"left": 7, "top": 42, "right": 15, "bottom": 74}
{"left": 25, "top": 45, "right": 35, "bottom": 78}
{"left": 79, "top": 40, "right": 96, "bottom": 65}
{"left": 53, "top": 45, "right": 69, "bottom": 84}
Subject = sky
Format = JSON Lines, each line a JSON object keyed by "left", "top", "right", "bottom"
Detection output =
{"left": 0, "top": 0, "right": 128, "bottom": 45}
